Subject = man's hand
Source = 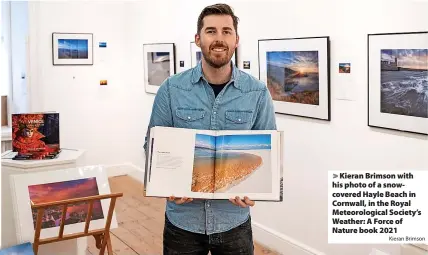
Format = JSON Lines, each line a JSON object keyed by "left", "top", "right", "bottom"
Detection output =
{"left": 168, "top": 196, "right": 193, "bottom": 204}
{"left": 229, "top": 196, "right": 255, "bottom": 207}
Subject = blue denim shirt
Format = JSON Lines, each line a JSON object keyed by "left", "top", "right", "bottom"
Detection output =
{"left": 144, "top": 61, "right": 277, "bottom": 234}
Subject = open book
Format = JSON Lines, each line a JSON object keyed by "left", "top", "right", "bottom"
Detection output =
{"left": 144, "top": 126, "right": 283, "bottom": 201}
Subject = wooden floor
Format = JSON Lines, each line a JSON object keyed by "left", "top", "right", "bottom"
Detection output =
{"left": 86, "top": 175, "right": 279, "bottom": 255}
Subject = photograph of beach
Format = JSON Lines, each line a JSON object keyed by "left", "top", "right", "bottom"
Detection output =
{"left": 147, "top": 51, "right": 171, "bottom": 86}
{"left": 266, "top": 50, "right": 320, "bottom": 105}
{"left": 380, "top": 49, "right": 428, "bottom": 118}
{"left": 28, "top": 177, "right": 104, "bottom": 230}
{"left": 214, "top": 134, "right": 272, "bottom": 193}
{"left": 58, "top": 39, "right": 89, "bottom": 59}
{"left": 339, "top": 63, "right": 351, "bottom": 73}
{"left": 0, "top": 242, "right": 33, "bottom": 255}
{"left": 191, "top": 134, "right": 216, "bottom": 193}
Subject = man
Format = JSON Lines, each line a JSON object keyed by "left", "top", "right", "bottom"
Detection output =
{"left": 144, "top": 3, "right": 277, "bottom": 254}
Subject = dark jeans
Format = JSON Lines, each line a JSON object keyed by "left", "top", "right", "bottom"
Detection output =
{"left": 163, "top": 215, "right": 254, "bottom": 255}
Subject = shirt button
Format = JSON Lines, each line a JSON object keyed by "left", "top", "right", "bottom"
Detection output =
{"left": 238, "top": 118, "right": 241, "bottom": 121}
{"left": 213, "top": 112, "right": 216, "bottom": 114}
{"left": 188, "top": 116, "right": 191, "bottom": 119}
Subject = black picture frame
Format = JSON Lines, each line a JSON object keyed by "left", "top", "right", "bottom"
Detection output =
{"left": 258, "top": 36, "right": 331, "bottom": 121}
{"left": 367, "top": 31, "right": 428, "bottom": 135}
{"left": 143, "top": 43, "right": 176, "bottom": 94}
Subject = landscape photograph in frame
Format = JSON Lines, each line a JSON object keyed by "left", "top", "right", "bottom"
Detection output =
{"left": 28, "top": 177, "right": 104, "bottom": 230}
{"left": 143, "top": 43, "right": 176, "bottom": 94}
{"left": 10, "top": 165, "right": 117, "bottom": 243}
{"left": 258, "top": 36, "right": 330, "bottom": 120}
{"left": 52, "top": 32, "right": 93, "bottom": 65}
{"left": 368, "top": 31, "right": 428, "bottom": 135}
{"left": 190, "top": 41, "right": 238, "bottom": 68}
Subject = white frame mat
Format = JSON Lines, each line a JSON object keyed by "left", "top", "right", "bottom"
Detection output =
{"left": 10, "top": 165, "right": 117, "bottom": 243}
{"left": 368, "top": 31, "right": 428, "bottom": 135}
{"left": 143, "top": 43, "right": 176, "bottom": 94}
{"left": 258, "top": 36, "right": 331, "bottom": 121}
{"left": 52, "top": 32, "right": 93, "bottom": 65}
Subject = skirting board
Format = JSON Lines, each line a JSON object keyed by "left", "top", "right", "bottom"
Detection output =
{"left": 251, "top": 220, "right": 326, "bottom": 255}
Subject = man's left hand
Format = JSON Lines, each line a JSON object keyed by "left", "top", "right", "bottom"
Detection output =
{"left": 229, "top": 196, "right": 255, "bottom": 207}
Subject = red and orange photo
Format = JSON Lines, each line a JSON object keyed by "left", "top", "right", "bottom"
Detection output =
{"left": 28, "top": 177, "right": 104, "bottom": 229}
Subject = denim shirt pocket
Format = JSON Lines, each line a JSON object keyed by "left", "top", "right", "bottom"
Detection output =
{"left": 175, "top": 108, "right": 206, "bottom": 129}
{"left": 225, "top": 110, "right": 253, "bottom": 130}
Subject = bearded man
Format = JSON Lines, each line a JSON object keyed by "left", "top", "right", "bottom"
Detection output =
{"left": 144, "top": 3, "right": 277, "bottom": 254}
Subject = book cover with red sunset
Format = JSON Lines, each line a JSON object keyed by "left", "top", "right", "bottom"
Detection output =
{"left": 12, "top": 113, "right": 60, "bottom": 160}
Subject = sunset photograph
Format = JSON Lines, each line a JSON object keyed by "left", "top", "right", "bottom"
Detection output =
{"left": 28, "top": 177, "right": 104, "bottom": 229}
{"left": 266, "top": 50, "right": 320, "bottom": 105}
{"left": 380, "top": 49, "right": 428, "bottom": 118}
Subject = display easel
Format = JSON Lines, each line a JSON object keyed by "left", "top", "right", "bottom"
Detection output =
{"left": 31, "top": 192, "right": 123, "bottom": 255}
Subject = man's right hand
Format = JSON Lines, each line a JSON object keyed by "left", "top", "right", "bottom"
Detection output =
{"left": 168, "top": 196, "right": 193, "bottom": 204}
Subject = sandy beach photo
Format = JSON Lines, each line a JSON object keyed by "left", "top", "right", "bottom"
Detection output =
{"left": 266, "top": 51, "right": 320, "bottom": 105}
{"left": 380, "top": 49, "right": 427, "bottom": 118}
{"left": 191, "top": 134, "right": 216, "bottom": 193}
{"left": 214, "top": 134, "right": 272, "bottom": 193}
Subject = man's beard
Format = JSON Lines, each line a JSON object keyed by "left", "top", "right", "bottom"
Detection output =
{"left": 201, "top": 41, "right": 233, "bottom": 69}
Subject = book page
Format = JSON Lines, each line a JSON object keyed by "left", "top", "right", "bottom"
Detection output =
{"left": 212, "top": 130, "right": 281, "bottom": 201}
{"left": 145, "top": 126, "right": 216, "bottom": 199}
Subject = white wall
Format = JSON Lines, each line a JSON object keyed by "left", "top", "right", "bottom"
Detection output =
{"left": 27, "top": 1, "right": 146, "bottom": 168}
{"left": 26, "top": 0, "right": 428, "bottom": 254}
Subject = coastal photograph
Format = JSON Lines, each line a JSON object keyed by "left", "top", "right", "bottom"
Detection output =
{"left": 191, "top": 134, "right": 216, "bottom": 193}
{"left": 214, "top": 134, "right": 272, "bottom": 193}
{"left": 58, "top": 39, "right": 89, "bottom": 59}
{"left": 147, "top": 51, "right": 171, "bottom": 86}
{"left": 266, "top": 50, "right": 320, "bottom": 105}
{"left": 380, "top": 49, "right": 428, "bottom": 118}
{"left": 28, "top": 177, "right": 104, "bottom": 230}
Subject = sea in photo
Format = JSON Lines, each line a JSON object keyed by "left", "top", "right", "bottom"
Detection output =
{"left": 214, "top": 134, "right": 272, "bottom": 193}
{"left": 58, "top": 39, "right": 88, "bottom": 59}
{"left": 28, "top": 177, "right": 104, "bottom": 230}
{"left": 147, "top": 52, "right": 171, "bottom": 86}
{"left": 266, "top": 50, "right": 320, "bottom": 105}
{"left": 0, "top": 242, "right": 33, "bottom": 255}
{"left": 191, "top": 134, "right": 216, "bottom": 193}
{"left": 380, "top": 49, "right": 428, "bottom": 118}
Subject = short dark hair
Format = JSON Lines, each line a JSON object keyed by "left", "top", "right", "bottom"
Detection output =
{"left": 197, "top": 3, "right": 239, "bottom": 35}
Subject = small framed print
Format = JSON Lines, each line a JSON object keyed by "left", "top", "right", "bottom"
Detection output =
{"left": 52, "top": 33, "right": 93, "bottom": 65}
{"left": 143, "top": 43, "right": 176, "bottom": 94}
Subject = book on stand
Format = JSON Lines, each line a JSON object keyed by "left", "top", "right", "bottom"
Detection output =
{"left": 144, "top": 126, "right": 283, "bottom": 201}
{"left": 12, "top": 112, "right": 61, "bottom": 160}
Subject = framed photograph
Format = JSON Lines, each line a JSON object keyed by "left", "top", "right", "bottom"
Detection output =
{"left": 52, "top": 33, "right": 93, "bottom": 65}
{"left": 10, "top": 165, "right": 118, "bottom": 243}
{"left": 190, "top": 42, "right": 238, "bottom": 68}
{"left": 143, "top": 43, "right": 176, "bottom": 94}
{"left": 258, "top": 36, "right": 331, "bottom": 120}
{"left": 368, "top": 31, "right": 428, "bottom": 135}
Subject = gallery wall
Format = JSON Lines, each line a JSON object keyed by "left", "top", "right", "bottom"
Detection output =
{"left": 27, "top": 1, "right": 146, "bottom": 168}
{"left": 127, "top": 0, "right": 427, "bottom": 255}
{"left": 25, "top": 0, "right": 427, "bottom": 255}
